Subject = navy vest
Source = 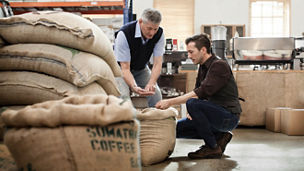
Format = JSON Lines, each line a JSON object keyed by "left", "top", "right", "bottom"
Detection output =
{"left": 118, "top": 21, "right": 163, "bottom": 70}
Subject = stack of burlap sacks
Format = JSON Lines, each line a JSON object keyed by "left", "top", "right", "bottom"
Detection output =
{"left": 2, "top": 95, "right": 141, "bottom": 170}
{"left": 1, "top": 95, "right": 177, "bottom": 170}
{"left": 0, "top": 10, "right": 120, "bottom": 144}
{"left": 0, "top": 11, "right": 177, "bottom": 170}
{"left": 0, "top": 10, "right": 121, "bottom": 106}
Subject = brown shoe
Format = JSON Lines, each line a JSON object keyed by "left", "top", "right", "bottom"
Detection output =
{"left": 188, "top": 145, "right": 222, "bottom": 159}
{"left": 216, "top": 132, "right": 233, "bottom": 153}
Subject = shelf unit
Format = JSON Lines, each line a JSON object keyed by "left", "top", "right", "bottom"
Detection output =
{"left": 158, "top": 73, "right": 187, "bottom": 95}
{"left": 1, "top": 0, "right": 134, "bottom": 42}
{"left": 3, "top": 0, "right": 134, "bottom": 23}
{"left": 8, "top": 1, "right": 124, "bottom": 15}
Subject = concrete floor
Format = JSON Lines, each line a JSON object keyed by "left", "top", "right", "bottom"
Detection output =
{"left": 143, "top": 128, "right": 304, "bottom": 171}
{"left": 1, "top": 127, "right": 304, "bottom": 171}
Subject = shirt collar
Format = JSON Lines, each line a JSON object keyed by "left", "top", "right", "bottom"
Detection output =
{"left": 135, "top": 21, "right": 142, "bottom": 38}
{"left": 135, "top": 21, "right": 149, "bottom": 44}
{"left": 202, "top": 54, "right": 216, "bottom": 68}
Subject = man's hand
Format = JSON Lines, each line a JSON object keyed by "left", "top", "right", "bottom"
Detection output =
{"left": 155, "top": 99, "right": 171, "bottom": 109}
{"left": 144, "top": 83, "right": 156, "bottom": 92}
{"left": 186, "top": 113, "right": 192, "bottom": 120}
{"left": 132, "top": 86, "right": 155, "bottom": 96}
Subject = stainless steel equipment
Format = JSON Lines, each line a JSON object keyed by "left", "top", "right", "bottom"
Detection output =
{"left": 211, "top": 26, "right": 227, "bottom": 60}
{"left": 232, "top": 37, "right": 296, "bottom": 69}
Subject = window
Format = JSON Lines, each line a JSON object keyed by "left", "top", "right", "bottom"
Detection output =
{"left": 249, "top": 0, "right": 290, "bottom": 37}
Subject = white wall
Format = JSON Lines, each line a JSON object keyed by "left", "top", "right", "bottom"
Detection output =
{"left": 194, "top": 0, "right": 249, "bottom": 35}
{"left": 291, "top": 0, "right": 304, "bottom": 36}
{"left": 133, "top": 0, "right": 153, "bottom": 19}
{"left": 134, "top": 0, "right": 304, "bottom": 37}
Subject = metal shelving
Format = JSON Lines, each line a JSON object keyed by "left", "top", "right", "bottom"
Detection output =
{"left": 8, "top": 1, "right": 128, "bottom": 15}
{"left": 3, "top": 0, "right": 133, "bottom": 23}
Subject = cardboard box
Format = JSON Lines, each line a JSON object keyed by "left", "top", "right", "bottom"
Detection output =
{"left": 266, "top": 107, "right": 291, "bottom": 132}
{"left": 179, "top": 70, "right": 198, "bottom": 93}
{"left": 281, "top": 109, "right": 304, "bottom": 136}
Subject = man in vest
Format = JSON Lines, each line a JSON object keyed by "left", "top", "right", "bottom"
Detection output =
{"left": 114, "top": 8, "right": 164, "bottom": 107}
{"left": 156, "top": 34, "right": 242, "bottom": 159}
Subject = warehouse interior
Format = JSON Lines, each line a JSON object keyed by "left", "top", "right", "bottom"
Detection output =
{"left": 0, "top": 0, "right": 304, "bottom": 170}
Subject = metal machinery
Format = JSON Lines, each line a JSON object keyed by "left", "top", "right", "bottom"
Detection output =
{"left": 232, "top": 37, "right": 304, "bottom": 70}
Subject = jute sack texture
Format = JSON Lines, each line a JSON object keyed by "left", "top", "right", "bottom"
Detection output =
{"left": 2, "top": 94, "right": 135, "bottom": 127}
{"left": 136, "top": 107, "right": 177, "bottom": 166}
{"left": 0, "top": 37, "right": 5, "bottom": 47}
{"left": 0, "top": 71, "right": 106, "bottom": 105}
{"left": 0, "top": 106, "right": 25, "bottom": 141}
{"left": 0, "top": 107, "right": 7, "bottom": 141}
{"left": 0, "top": 43, "right": 120, "bottom": 96}
{"left": 2, "top": 95, "right": 141, "bottom": 171}
{"left": 0, "top": 143, "right": 16, "bottom": 171}
{"left": 0, "top": 10, "right": 121, "bottom": 77}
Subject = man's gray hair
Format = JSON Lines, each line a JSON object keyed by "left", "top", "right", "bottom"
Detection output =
{"left": 141, "top": 8, "right": 162, "bottom": 24}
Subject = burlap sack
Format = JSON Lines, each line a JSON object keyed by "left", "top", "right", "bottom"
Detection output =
{"left": 0, "top": 143, "right": 16, "bottom": 171}
{"left": 4, "top": 122, "right": 141, "bottom": 171}
{"left": 0, "top": 11, "right": 121, "bottom": 77}
{"left": 2, "top": 95, "right": 135, "bottom": 127}
{"left": 0, "top": 106, "right": 25, "bottom": 141}
{"left": 0, "top": 108, "right": 6, "bottom": 141}
{"left": 136, "top": 107, "right": 177, "bottom": 166}
{"left": 0, "top": 36, "right": 5, "bottom": 47}
{"left": 0, "top": 43, "right": 120, "bottom": 96}
{"left": 0, "top": 71, "right": 106, "bottom": 105}
{"left": 2, "top": 95, "right": 140, "bottom": 170}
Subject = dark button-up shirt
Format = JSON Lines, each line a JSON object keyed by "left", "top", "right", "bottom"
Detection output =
{"left": 193, "top": 55, "right": 242, "bottom": 114}
{"left": 194, "top": 55, "right": 231, "bottom": 99}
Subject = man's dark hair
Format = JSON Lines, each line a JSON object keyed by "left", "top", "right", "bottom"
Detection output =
{"left": 185, "top": 33, "right": 211, "bottom": 53}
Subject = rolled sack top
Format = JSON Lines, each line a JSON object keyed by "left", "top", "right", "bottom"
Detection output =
{"left": 1, "top": 94, "right": 136, "bottom": 127}
{"left": 136, "top": 107, "right": 178, "bottom": 120}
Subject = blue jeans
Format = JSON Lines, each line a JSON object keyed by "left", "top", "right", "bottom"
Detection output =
{"left": 177, "top": 98, "right": 240, "bottom": 148}
{"left": 115, "top": 66, "right": 162, "bottom": 107}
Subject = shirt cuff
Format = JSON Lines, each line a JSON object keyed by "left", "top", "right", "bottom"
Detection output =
{"left": 194, "top": 87, "right": 208, "bottom": 99}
